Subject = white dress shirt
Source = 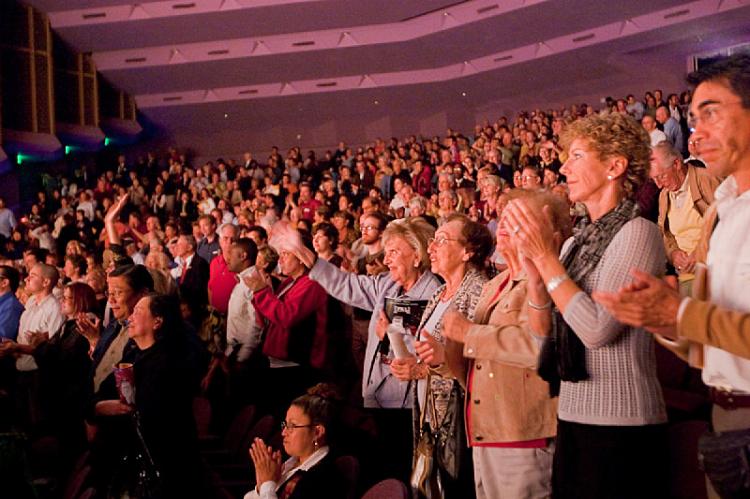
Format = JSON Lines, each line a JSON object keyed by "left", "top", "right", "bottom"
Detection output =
{"left": 170, "top": 254, "right": 193, "bottom": 281}
{"left": 226, "top": 266, "right": 263, "bottom": 363}
{"left": 649, "top": 129, "right": 668, "bottom": 147}
{"left": 16, "top": 293, "right": 65, "bottom": 371}
{"left": 243, "top": 446, "right": 330, "bottom": 499}
{"left": 701, "top": 176, "right": 750, "bottom": 392}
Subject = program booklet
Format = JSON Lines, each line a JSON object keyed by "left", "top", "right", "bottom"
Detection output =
{"left": 383, "top": 297, "right": 429, "bottom": 334}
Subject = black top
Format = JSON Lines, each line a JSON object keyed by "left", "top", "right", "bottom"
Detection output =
{"left": 125, "top": 331, "right": 208, "bottom": 496}
{"left": 33, "top": 320, "right": 91, "bottom": 442}
{"left": 281, "top": 454, "right": 347, "bottom": 499}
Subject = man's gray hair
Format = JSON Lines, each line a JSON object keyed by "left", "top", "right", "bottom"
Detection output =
{"left": 652, "top": 140, "right": 683, "bottom": 166}
{"left": 219, "top": 223, "right": 239, "bottom": 239}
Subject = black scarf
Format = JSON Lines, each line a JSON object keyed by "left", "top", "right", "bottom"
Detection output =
{"left": 538, "top": 199, "right": 640, "bottom": 396}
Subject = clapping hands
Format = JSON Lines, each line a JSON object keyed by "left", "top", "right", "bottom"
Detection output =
{"left": 249, "top": 438, "right": 282, "bottom": 487}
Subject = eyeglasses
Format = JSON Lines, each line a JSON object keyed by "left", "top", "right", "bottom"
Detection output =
{"left": 281, "top": 421, "right": 314, "bottom": 432}
{"left": 361, "top": 225, "right": 380, "bottom": 232}
{"left": 650, "top": 170, "right": 673, "bottom": 182}
{"left": 521, "top": 175, "right": 540, "bottom": 181}
{"left": 687, "top": 101, "right": 743, "bottom": 129}
{"left": 428, "top": 235, "right": 462, "bottom": 247}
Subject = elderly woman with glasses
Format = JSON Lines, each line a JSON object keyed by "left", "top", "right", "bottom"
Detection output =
{"left": 504, "top": 112, "right": 668, "bottom": 499}
{"left": 422, "top": 190, "right": 571, "bottom": 499}
{"left": 296, "top": 217, "right": 440, "bottom": 483}
{"left": 390, "top": 214, "right": 492, "bottom": 497}
{"left": 245, "top": 384, "right": 346, "bottom": 499}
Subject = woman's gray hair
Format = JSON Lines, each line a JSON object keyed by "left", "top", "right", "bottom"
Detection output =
{"left": 382, "top": 217, "right": 435, "bottom": 273}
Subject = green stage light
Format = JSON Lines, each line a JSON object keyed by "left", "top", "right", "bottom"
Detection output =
{"left": 16, "top": 153, "right": 33, "bottom": 165}
{"left": 105, "top": 137, "right": 112, "bottom": 147}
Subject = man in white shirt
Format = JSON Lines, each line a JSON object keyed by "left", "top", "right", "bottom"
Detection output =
{"left": 593, "top": 53, "right": 750, "bottom": 498}
{"left": 77, "top": 191, "right": 95, "bottom": 221}
{"left": 642, "top": 115, "right": 668, "bottom": 146}
{"left": 16, "top": 263, "right": 65, "bottom": 371}
{"left": 226, "top": 238, "right": 262, "bottom": 365}
{"left": 0, "top": 197, "right": 17, "bottom": 240}
{"left": 201, "top": 238, "right": 263, "bottom": 403}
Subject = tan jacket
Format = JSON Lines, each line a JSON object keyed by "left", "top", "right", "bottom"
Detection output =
{"left": 441, "top": 271, "right": 557, "bottom": 444}
{"left": 657, "top": 165, "right": 720, "bottom": 263}
{"left": 658, "top": 204, "right": 750, "bottom": 363}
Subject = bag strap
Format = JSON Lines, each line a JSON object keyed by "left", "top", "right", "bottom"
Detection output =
{"left": 132, "top": 411, "right": 160, "bottom": 474}
{"left": 418, "top": 374, "right": 432, "bottom": 432}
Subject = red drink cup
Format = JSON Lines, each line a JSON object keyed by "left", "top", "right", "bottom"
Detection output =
{"left": 114, "top": 362, "right": 135, "bottom": 405}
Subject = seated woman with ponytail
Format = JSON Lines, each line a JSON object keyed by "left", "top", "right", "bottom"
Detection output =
{"left": 245, "top": 384, "right": 346, "bottom": 499}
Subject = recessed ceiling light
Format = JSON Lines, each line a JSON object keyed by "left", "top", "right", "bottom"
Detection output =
{"left": 374, "top": 100, "right": 379, "bottom": 105}
{"left": 461, "top": 92, "right": 467, "bottom": 97}
{"left": 223, "top": 113, "right": 229, "bottom": 118}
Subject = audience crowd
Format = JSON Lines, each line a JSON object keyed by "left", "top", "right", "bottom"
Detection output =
{"left": 0, "top": 54, "right": 748, "bottom": 499}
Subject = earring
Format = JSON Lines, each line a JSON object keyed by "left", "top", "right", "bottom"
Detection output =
{"left": 607, "top": 175, "right": 613, "bottom": 180}
{"left": 313, "top": 439, "right": 319, "bottom": 449}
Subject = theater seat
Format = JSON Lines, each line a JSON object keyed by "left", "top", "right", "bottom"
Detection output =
{"left": 335, "top": 455, "right": 360, "bottom": 499}
{"left": 193, "top": 396, "right": 213, "bottom": 438}
{"left": 361, "top": 478, "right": 408, "bottom": 499}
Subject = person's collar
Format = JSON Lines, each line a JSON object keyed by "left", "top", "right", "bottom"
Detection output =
{"left": 293, "top": 446, "right": 330, "bottom": 473}
{"left": 33, "top": 290, "right": 53, "bottom": 304}
{"left": 0, "top": 290, "right": 12, "bottom": 303}
{"left": 184, "top": 253, "right": 194, "bottom": 266}
{"left": 670, "top": 171, "right": 689, "bottom": 196}
{"left": 238, "top": 265, "right": 255, "bottom": 279}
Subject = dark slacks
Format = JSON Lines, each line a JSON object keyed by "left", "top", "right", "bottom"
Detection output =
{"left": 552, "top": 419, "right": 668, "bottom": 499}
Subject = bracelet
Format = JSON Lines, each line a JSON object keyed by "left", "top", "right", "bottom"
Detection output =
{"left": 527, "top": 299, "right": 552, "bottom": 310}
{"left": 546, "top": 274, "right": 570, "bottom": 294}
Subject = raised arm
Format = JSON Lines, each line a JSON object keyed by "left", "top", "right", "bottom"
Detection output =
{"left": 104, "top": 193, "right": 129, "bottom": 246}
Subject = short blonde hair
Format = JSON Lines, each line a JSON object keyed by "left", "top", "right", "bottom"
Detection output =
{"left": 560, "top": 113, "right": 650, "bottom": 199}
{"left": 382, "top": 217, "right": 435, "bottom": 273}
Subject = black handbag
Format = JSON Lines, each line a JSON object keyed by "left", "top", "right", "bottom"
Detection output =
{"left": 698, "top": 427, "right": 750, "bottom": 498}
{"left": 411, "top": 376, "right": 442, "bottom": 499}
{"left": 108, "top": 411, "right": 163, "bottom": 499}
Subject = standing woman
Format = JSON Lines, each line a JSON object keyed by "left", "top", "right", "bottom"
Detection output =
{"left": 123, "top": 293, "right": 209, "bottom": 496}
{"left": 296, "top": 217, "right": 440, "bottom": 484}
{"left": 505, "top": 112, "right": 667, "bottom": 499}
{"left": 390, "top": 214, "right": 492, "bottom": 497}
{"left": 423, "top": 189, "right": 571, "bottom": 499}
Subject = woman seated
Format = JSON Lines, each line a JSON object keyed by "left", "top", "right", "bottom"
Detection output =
{"left": 245, "top": 384, "right": 346, "bottom": 499}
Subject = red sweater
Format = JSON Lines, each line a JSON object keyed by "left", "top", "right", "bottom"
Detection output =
{"left": 252, "top": 274, "right": 328, "bottom": 369}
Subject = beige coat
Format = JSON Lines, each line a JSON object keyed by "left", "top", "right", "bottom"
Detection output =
{"left": 441, "top": 271, "right": 557, "bottom": 444}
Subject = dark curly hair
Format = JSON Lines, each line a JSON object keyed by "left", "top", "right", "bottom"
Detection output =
{"left": 444, "top": 213, "right": 494, "bottom": 269}
{"left": 291, "top": 383, "right": 342, "bottom": 447}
